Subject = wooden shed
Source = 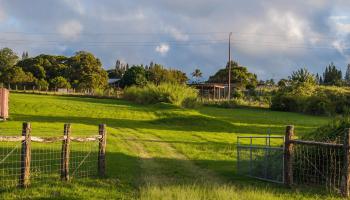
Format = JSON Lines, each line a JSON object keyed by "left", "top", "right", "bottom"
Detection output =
{"left": 190, "top": 83, "right": 227, "bottom": 100}
{"left": 0, "top": 88, "right": 9, "bottom": 120}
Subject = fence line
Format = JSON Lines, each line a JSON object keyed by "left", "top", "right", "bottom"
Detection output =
{"left": 237, "top": 126, "right": 350, "bottom": 197}
{"left": 284, "top": 126, "right": 350, "bottom": 197}
{"left": 0, "top": 122, "right": 107, "bottom": 189}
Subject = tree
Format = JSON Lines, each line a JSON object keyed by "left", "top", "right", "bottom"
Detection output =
{"left": 345, "top": 64, "right": 350, "bottom": 85}
{"left": 278, "top": 79, "right": 289, "bottom": 87}
{"left": 67, "top": 51, "right": 108, "bottom": 90}
{"left": 107, "top": 59, "right": 128, "bottom": 79}
{"left": 22, "top": 51, "right": 29, "bottom": 60}
{"left": 50, "top": 76, "right": 71, "bottom": 89}
{"left": 146, "top": 64, "right": 167, "bottom": 85}
{"left": 288, "top": 68, "right": 316, "bottom": 96}
{"left": 191, "top": 69, "right": 203, "bottom": 83}
{"left": 121, "top": 66, "right": 147, "bottom": 87}
{"left": 2, "top": 66, "right": 35, "bottom": 85}
{"left": 289, "top": 68, "right": 316, "bottom": 86}
{"left": 208, "top": 61, "right": 257, "bottom": 89}
{"left": 36, "top": 79, "right": 49, "bottom": 90}
{"left": 0, "top": 47, "right": 19, "bottom": 75}
{"left": 322, "top": 63, "right": 342, "bottom": 86}
{"left": 17, "top": 54, "right": 69, "bottom": 80}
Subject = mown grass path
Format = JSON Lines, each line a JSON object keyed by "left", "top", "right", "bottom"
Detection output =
{"left": 0, "top": 93, "right": 341, "bottom": 199}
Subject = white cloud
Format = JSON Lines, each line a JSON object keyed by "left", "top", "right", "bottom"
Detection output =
{"left": 330, "top": 15, "right": 348, "bottom": 21}
{"left": 64, "top": 0, "right": 85, "bottom": 15}
{"left": 268, "top": 10, "right": 305, "bottom": 41}
{"left": 99, "top": 10, "right": 145, "bottom": 22}
{"left": 58, "top": 20, "right": 83, "bottom": 40}
{"left": 335, "top": 22, "right": 350, "bottom": 34}
{"left": 163, "top": 26, "right": 189, "bottom": 41}
{"left": 155, "top": 43, "right": 170, "bottom": 55}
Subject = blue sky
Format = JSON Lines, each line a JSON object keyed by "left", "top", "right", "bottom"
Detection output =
{"left": 0, "top": 0, "right": 350, "bottom": 81}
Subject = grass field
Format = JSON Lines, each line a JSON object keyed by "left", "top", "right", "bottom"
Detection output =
{"left": 0, "top": 93, "right": 340, "bottom": 199}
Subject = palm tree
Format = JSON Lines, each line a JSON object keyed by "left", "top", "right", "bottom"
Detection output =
{"left": 191, "top": 68, "right": 203, "bottom": 83}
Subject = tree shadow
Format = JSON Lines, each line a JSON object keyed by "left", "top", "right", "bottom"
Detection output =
{"left": 0, "top": 149, "right": 338, "bottom": 199}
{"left": 9, "top": 114, "right": 265, "bottom": 134}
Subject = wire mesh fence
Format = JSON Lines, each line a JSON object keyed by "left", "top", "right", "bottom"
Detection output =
{"left": 292, "top": 143, "right": 343, "bottom": 193}
{"left": 0, "top": 141, "right": 22, "bottom": 189}
{"left": 0, "top": 123, "right": 106, "bottom": 190}
{"left": 237, "top": 135, "right": 285, "bottom": 183}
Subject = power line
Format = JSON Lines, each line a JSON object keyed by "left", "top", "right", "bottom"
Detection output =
{"left": 0, "top": 30, "right": 342, "bottom": 40}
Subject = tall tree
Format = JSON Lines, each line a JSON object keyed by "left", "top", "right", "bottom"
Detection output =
{"left": 322, "top": 63, "right": 342, "bottom": 86}
{"left": 345, "top": 64, "right": 350, "bottom": 85}
{"left": 208, "top": 61, "right": 257, "bottom": 89}
{"left": 191, "top": 68, "right": 203, "bottom": 83}
{"left": 0, "top": 47, "right": 19, "bottom": 72}
{"left": 121, "top": 65, "right": 147, "bottom": 87}
{"left": 67, "top": 51, "right": 108, "bottom": 90}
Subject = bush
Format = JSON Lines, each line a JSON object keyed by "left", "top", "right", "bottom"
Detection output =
{"left": 123, "top": 82, "right": 199, "bottom": 108}
{"left": 271, "top": 86, "right": 350, "bottom": 116}
{"left": 303, "top": 117, "right": 350, "bottom": 142}
{"left": 303, "top": 95, "right": 332, "bottom": 115}
{"left": 271, "top": 94, "right": 299, "bottom": 112}
{"left": 232, "top": 90, "right": 244, "bottom": 99}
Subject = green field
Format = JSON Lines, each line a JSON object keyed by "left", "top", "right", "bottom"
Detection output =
{"left": 0, "top": 93, "right": 340, "bottom": 199}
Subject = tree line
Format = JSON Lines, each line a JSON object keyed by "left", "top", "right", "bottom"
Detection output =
{"left": 0, "top": 48, "right": 189, "bottom": 91}
{"left": 107, "top": 60, "right": 188, "bottom": 87}
{"left": 0, "top": 47, "right": 108, "bottom": 91}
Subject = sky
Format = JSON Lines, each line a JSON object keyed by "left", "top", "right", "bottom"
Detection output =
{"left": 0, "top": 0, "right": 350, "bottom": 81}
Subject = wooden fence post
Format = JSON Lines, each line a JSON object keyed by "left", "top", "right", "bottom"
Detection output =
{"left": 98, "top": 124, "right": 107, "bottom": 177}
{"left": 61, "top": 123, "right": 71, "bottom": 181}
{"left": 284, "top": 125, "right": 294, "bottom": 187}
{"left": 341, "top": 128, "right": 350, "bottom": 197}
{"left": 19, "top": 122, "right": 31, "bottom": 188}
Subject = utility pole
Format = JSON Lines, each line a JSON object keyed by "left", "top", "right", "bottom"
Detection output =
{"left": 228, "top": 32, "right": 232, "bottom": 100}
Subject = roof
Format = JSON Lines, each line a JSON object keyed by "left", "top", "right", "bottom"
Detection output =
{"left": 108, "top": 79, "right": 120, "bottom": 84}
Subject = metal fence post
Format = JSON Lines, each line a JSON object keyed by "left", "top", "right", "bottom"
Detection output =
{"left": 98, "top": 124, "right": 107, "bottom": 177}
{"left": 341, "top": 128, "right": 350, "bottom": 197}
{"left": 61, "top": 124, "right": 71, "bottom": 181}
{"left": 284, "top": 125, "right": 294, "bottom": 187}
{"left": 19, "top": 122, "right": 31, "bottom": 188}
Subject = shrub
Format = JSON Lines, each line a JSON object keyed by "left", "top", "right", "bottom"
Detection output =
{"left": 303, "top": 117, "right": 350, "bottom": 142}
{"left": 303, "top": 95, "right": 332, "bottom": 115}
{"left": 271, "top": 85, "right": 350, "bottom": 116}
{"left": 123, "top": 82, "right": 199, "bottom": 108}
{"left": 271, "top": 94, "right": 299, "bottom": 112}
{"left": 232, "top": 90, "right": 244, "bottom": 99}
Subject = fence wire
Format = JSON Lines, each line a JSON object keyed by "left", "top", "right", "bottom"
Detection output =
{"left": 70, "top": 140, "right": 99, "bottom": 179}
{"left": 0, "top": 133, "right": 100, "bottom": 190}
{"left": 0, "top": 141, "right": 22, "bottom": 190}
{"left": 292, "top": 143, "right": 343, "bottom": 193}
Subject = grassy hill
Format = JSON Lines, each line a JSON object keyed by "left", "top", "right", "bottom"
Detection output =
{"left": 0, "top": 93, "right": 337, "bottom": 199}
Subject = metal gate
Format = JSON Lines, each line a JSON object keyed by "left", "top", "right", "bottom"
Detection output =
{"left": 237, "top": 135, "right": 285, "bottom": 183}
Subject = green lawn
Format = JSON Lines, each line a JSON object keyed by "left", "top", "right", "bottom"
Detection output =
{"left": 0, "top": 93, "right": 339, "bottom": 199}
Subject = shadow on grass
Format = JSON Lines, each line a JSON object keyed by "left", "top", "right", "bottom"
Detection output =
{"left": 0, "top": 150, "right": 339, "bottom": 199}
{"left": 10, "top": 113, "right": 272, "bottom": 134}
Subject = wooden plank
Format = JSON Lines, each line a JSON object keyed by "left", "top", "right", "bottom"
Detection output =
{"left": 19, "top": 122, "right": 31, "bottom": 188}
{"left": 341, "top": 128, "right": 350, "bottom": 197}
{"left": 61, "top": 124, "right": 71, "bottom": 181}
{"left": 284, "top": 125, "right": 294, "bottom": 187}
{"left": 0, "top": 136, "right": 24, "bottom": 142}
{"left": 0, "top": 88, "right": 9, "bottom": 119}
{"left": 98, "top": 124, "right": 107, "bottom": 177}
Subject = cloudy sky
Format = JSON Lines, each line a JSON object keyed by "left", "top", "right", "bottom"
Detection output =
{"left": 0, "top": 0, "right": 350, "bottom": 80}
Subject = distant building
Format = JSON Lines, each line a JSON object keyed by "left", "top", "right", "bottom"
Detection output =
{"left": 189, "top": 83, "right": 227, "bottom": 100}
{"left": 108, "top": 78, "right": 121, "bottom": 88}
